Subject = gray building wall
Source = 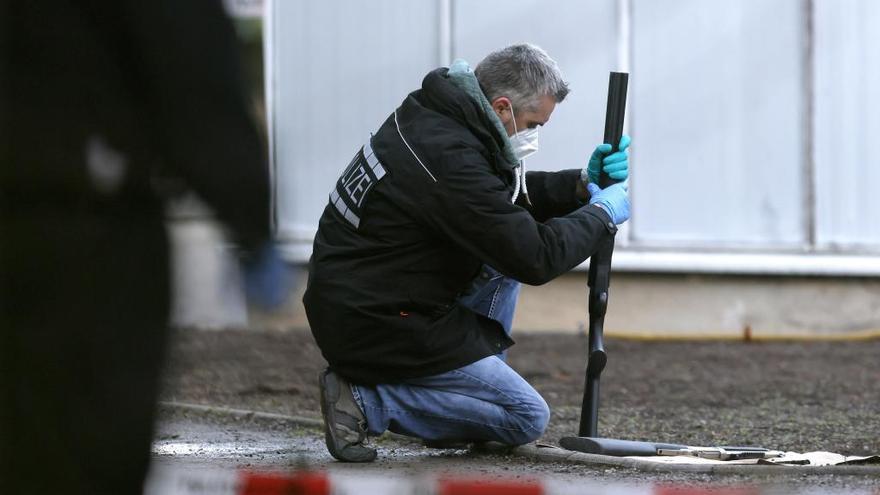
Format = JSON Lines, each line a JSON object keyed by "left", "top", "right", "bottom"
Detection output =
{"left": 268, "top": 0, "right": 880, "bottom": 267}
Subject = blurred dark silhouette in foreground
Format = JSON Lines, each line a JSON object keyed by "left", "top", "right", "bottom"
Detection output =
{"left": 0, "top": 1, "right": 280, "bottom": 493}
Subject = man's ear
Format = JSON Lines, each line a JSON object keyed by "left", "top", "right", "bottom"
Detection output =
{"left": 491, "top": 97, "right": 513, "bottom": 124}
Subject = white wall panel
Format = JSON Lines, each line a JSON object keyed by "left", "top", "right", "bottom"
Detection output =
{"left": 814, "top": 0, "right": 880, "bottom": 249}
{"left": 452, "top": 0, "right": 619, "bottom": 176}
{"left": 630, "top": 0, "right": 806, "bottom": 247}
{"left": 269, "top": 0, "right": 440, "bottom": 243}
{"left": 267, "top": 0, "right": 880, "bottom": 272}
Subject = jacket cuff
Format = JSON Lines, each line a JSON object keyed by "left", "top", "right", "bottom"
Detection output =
{"left": 583, "top": 203, "right": 618, "bottom": 234}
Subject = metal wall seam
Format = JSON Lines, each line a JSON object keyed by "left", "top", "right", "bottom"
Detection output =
{"left": 438, "top": 0, "right": 453, "bottom": 67}
{"left": 803, "top": 0, "right": 817, "bottom": 251}
{"left": 617, "top": 0, "right": 634, "bottom": 247}
{"left": 617, "top": 0, "right": 632, "bottom": 73}
{"left": 263, "top": 0, "right": 278, "bottom": 233}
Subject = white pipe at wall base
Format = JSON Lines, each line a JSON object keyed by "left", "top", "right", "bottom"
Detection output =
{"left": 605, "top": 251, "right": 880, "bottom": 277}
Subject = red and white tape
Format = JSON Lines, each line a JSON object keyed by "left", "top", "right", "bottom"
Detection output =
{"left": 144, "top": 467, "right": 878, "bottom": 495}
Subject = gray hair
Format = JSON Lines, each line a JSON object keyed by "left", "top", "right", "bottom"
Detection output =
{"left": 474, "top": 43, "right": 570, "bottom": 112}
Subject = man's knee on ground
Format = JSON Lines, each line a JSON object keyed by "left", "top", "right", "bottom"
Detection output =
{"left": 505, "top": 394, "right": 550, "bottom": 445}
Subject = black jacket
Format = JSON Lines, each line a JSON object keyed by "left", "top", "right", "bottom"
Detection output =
{"left": 304, "top": 68, "right": 616, "bottom": 384}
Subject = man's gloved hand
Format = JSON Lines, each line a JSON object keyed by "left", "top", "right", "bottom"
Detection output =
{"left": 583, "top": 135, "right": 631, "bottom": 186}
{"left": 242, "top": 241, "right": 289, "bottom": 310}
{"left": 587, "top": 182, "right": 630, "bottom": 225}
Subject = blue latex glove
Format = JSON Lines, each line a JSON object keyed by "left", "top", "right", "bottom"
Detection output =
{"left": 587, "top": 182, "right": 630, "bottom": 225}
{"left": 242, "top": 241, "right": 289, "bottom": 309}
{"left": 584, "top": 135, "right": 631, "bottom": 185}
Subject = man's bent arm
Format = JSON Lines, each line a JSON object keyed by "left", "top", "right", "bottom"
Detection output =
{"left": 518, "top": 169, "right": 585, "bottom": 222}
{"left": 423, "top": 149, "right": 615, "bottom": 286}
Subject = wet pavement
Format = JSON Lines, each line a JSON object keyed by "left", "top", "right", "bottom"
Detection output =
{"left": 147, "top": 408, "right": 880, "bottom": 494}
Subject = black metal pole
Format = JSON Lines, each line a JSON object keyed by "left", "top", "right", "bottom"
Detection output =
{"left": 578, "top": 72, "right": 628, "bottom": 437}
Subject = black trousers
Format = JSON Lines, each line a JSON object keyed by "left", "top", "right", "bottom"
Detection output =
{"left": 1, "top": 205, "right": 170, "bottom": 494}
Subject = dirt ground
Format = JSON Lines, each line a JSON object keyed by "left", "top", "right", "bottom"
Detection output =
{"left": 160, "top": 328, "right": 880, "bottom": 456}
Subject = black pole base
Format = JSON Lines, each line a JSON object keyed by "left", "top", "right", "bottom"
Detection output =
{"left": 558, "top": 437, "right": 687, "bottom": 457}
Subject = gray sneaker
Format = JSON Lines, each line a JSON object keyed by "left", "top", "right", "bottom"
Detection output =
{"left": 318, "top": 369, "right": 377, "bottom": 462}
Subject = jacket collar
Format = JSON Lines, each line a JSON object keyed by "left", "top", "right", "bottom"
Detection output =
{"left": 419, "top": 67, "right": 518, "bottom": 172}
{"left": 445, "top": 60, "right": 518, "bottom": 167}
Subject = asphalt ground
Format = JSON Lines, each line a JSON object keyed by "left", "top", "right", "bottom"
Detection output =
{"left": 151, "top": 405, "right": 880, "bottom": 493}
{"left": 161, "top": 328, "right": 880, "bottom": 454}
{"left": 154, "top": 328, "right": 880, "bottom": 491}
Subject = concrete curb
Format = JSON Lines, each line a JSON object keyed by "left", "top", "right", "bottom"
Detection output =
{"left": 513, "top": 443, "right": 880, "bottom": 476}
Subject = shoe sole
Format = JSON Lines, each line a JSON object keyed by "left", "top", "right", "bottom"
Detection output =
{"left": 318, "top": 370, "right": 377, "bottom": 463}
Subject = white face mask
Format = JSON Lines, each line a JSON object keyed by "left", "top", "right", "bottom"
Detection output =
{"left": 508, "top": 102, "right": 539, "bottom": 161}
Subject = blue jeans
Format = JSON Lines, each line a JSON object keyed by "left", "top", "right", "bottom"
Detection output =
{"left": 352, "top": 266, "right": 550, "bottom": 445}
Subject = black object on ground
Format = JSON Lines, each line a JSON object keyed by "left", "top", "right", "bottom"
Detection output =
{"left": 581, "top": 71, "right": 628, "bottom": 437}
{"left": 559, "top": 74, "right": 777, "bottom": 460}
{"left": 560, "top": 437, "right": 685, "bottom": 457}
{"left": 561, "top": 71, "right": 661, "bottom": 456}
{"left": 559, "top": 437, "right": 773, "bottom": 459}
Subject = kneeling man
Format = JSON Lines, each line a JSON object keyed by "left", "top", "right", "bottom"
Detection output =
{"left": 304, "top": 43, "right": 631, "bottom": 462}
